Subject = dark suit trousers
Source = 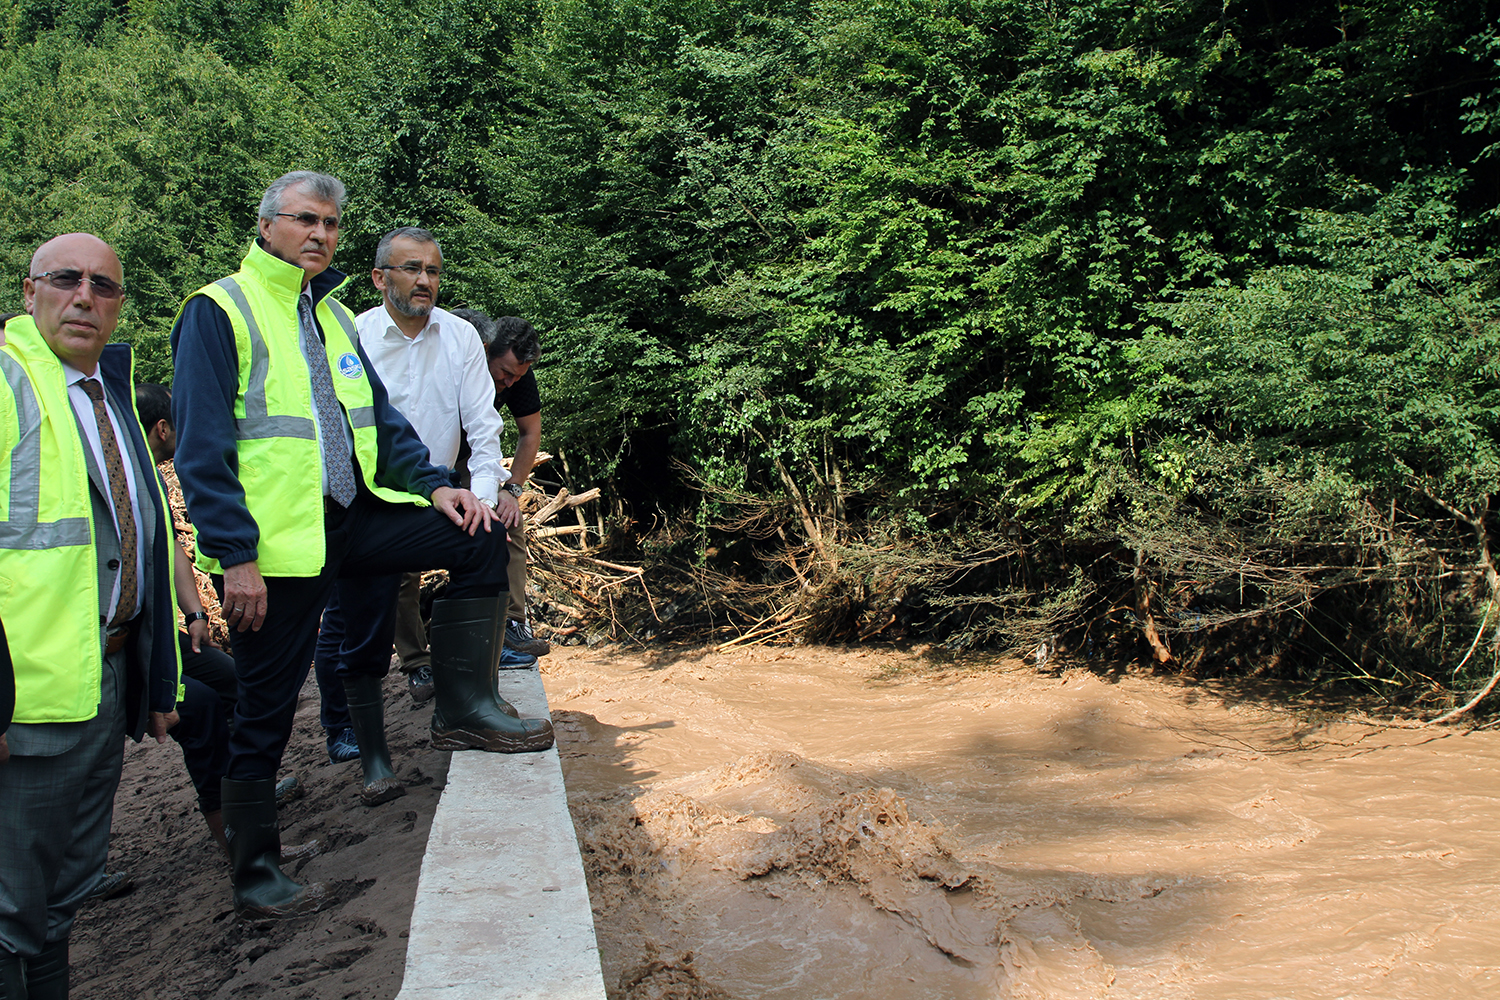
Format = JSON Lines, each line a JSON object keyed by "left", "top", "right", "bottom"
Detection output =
{"left": 312, "top": 572, "right": 401, "bottom": 734}
{"left": 224, "top": 490, "right": 507, "bottom": 781}
{"left": 168, "top": 674, "right": 229, "bottom": 814}
{"left": 178, "top": 632, "right": 237, "bottom": 711}
{"left": 0, "top": 646, "right": 126, "bottom": 957}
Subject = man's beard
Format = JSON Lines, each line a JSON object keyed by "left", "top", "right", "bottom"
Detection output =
{"left": 389, "top": 285, "right": 433, "bottom": 318}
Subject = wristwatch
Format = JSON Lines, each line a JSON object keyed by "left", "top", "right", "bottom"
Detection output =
{"left": 502, "top": 483, "right": 524, "bottom": 498}
{"left": 185, "top": 611, "right": 209, "bottom": 624}
{"left": 480, "top": 497, "right": 497, "bottom": 510}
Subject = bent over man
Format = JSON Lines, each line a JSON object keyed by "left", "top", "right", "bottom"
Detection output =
{"left": 171, "top": 171, "right": 552, "bottom": 920}
{"left": 0, "top": 235, "right": 182, "bottom": 996}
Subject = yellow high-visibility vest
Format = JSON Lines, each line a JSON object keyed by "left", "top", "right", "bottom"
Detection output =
{"left": 183, "top": 241, "right": 425, "bottom": 577}
{"left": 0, "top": 317, "right": 181, "bottom": 722}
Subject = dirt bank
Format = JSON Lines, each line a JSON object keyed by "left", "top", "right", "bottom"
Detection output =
{"left": 71, "top": 644, "right": 1500, "bottom": 998}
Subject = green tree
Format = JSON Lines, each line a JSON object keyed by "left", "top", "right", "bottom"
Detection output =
{"left": 0, "top": 26, "right": 308, "bottom": 380}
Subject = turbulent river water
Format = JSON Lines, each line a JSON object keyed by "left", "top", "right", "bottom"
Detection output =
{"left": 542, "top": 643, "right": 1499, "bottom": 1000}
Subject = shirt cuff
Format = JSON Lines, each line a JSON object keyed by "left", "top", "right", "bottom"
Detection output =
{"left": 471, "top": 477, "right": 501, "bottom": 504}
{"left": 216, "top": 546, "right": 260, "bottom": 570}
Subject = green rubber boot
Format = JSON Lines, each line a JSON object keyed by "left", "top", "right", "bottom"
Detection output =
{"left": 342, "top": 676, "right": 407, "bottom": 807}
{"left": 429, "top": 597, "right": 553, "bottom": 753}
{"left": 221, "top": 778, "right": 329, "bottom": 919}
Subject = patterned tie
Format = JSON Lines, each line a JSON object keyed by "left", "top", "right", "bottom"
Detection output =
{"left": 79, "top": 379, "right": 138, "bottom": 626}
{"left": 299, "top": 296, "right": 358, "bottom": 507}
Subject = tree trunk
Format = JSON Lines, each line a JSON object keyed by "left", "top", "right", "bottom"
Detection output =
{"left": 1135, "top": 548, "right": 1174, "bottom": 666}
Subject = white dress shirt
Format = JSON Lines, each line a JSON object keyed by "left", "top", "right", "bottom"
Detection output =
{"left": 63, "top": 361, "right": 145, "bottom": 623}
{"left": 355, "top": 304, "right": 508, "bottom": 503}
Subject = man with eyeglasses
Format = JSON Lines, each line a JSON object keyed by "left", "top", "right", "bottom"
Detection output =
{"left": 170, "top": 172, "right": 553, "bottom": 921}
{"left": 310, "top": 226, "right": 526, "bottom": 812}
{"left": 0, "top": 235, "right": 183, "bottom": 996}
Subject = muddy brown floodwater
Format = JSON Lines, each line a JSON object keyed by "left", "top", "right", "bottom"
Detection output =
{"left": 546, "top": 644, "right": 1500, "bottom": 1000}
{"left": 68, "top": 643, "right": 1500, "bottom": 999}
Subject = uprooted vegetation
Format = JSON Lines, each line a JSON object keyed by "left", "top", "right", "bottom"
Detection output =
{"left": 522, "top": 464, "right": 1500, "bottom": 720}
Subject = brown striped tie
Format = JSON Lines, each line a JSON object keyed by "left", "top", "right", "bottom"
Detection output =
{"left": 79, "top": 379, "right": 138, "bottom": 625}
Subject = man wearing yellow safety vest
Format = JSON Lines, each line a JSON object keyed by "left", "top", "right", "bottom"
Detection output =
{"left": 0, "top": 234, "right": 184, "bottom": 996}
{"left": 169, "top": 171, "right": 554, "bottom": 921}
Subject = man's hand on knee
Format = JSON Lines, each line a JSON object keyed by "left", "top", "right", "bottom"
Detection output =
{"left": 432, "top": 486, "right": 498, "bottom": 536}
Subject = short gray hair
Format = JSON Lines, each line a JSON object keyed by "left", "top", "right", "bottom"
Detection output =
{"left": 374, "top": 227, "right": 442, "bottom": 268}
{"left": 257, "top": 171, "right": 347, "bottom": 220}
{"left": 449, "top": 307, "right": 497, "bottom": 346}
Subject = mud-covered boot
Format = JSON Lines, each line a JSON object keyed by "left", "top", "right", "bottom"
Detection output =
{"left": 221, "top": 778, "right": 329, "bottom": 919}
{"left": 205, "top": 810, "right": 321, "bottom": 865}
{"left": 25, "top": 938, "right": 67, "bottom": 1000}
{"left": 488, "top": 611, "right": 521, "bottom": 719}
{"left": 342, "top": 676, "right": 407, "bottom": 807}
{"left": 429, "top": 596, "right": 553, "bottom": 753}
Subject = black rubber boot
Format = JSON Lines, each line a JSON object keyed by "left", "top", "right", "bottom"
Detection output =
{"left": 221, "top": 778, "right": 329, "bottom": 919}
{"left": 0, "top": 948, "right": 25, "bottom": 1000}
{"left": 429, "top": 597, "right": 554, "bottom": 753}
{"left": 22, "top": 939, "right": 65, "bottom": 1000}
{"left": 342, "top": 676, "right": 406, "bottom": 807}
{"left": 487, "top": 610, "right": 521, "bottom": 718}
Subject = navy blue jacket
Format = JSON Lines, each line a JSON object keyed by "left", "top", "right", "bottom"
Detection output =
{"left": 169, "top": 255, "right": 454, "bottom": 571}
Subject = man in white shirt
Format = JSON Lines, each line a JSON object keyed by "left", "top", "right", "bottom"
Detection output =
{"left": 311, "top": 227, "right": 527, "bottom": 803}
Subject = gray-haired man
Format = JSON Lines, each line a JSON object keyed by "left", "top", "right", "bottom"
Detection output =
{"left": 171, "top": 173, "right": 553, "bottom": 920}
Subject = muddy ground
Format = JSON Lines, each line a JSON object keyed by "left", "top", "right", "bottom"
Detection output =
{"left": 72, "top": 643, "right": 1500, "bottom": 999}
{"left": 71, "top": 665, "right": 440, "bottom": 1000}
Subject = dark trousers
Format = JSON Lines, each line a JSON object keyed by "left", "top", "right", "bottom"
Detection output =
{"left": 170, "top": 630, "right": 237, "bottom": 812}
{"left": 312, "top": 573, "right": 400, "bottom": 734}
{"left": 168, "top": 674, "right": 229, "bottom": 814}
{"left": 224, "top": 492, "right": 508, "bottom": 781}
{"left": 179, "top": 631, "right": 237, "bottom": 711}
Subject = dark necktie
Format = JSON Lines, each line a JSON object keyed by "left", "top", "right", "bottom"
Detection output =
{"left": 299, "top": 296, "right": 358, "bottom": 507}
{"left": 79, "top": 379, "right": 138, "bottom": 625}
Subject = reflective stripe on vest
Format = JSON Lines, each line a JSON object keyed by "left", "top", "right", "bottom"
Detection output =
{"left": 214, "top": 277, "right": 318, "bottom": 442}
{"left": 0, "top": 351, "right": 91, "bottom": 550}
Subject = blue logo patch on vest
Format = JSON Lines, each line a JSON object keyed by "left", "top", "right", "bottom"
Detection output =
{"left": 337, "top": 353, "right": 363, "bottom": 379}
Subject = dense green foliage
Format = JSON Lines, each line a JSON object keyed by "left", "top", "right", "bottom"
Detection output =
{"left": 3, "top": 0, "right": 1499, "bottom": 694}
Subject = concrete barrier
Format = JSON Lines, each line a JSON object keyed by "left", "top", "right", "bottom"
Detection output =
{"left": 397, "top": 668, "right": 607, "bottom": 1000}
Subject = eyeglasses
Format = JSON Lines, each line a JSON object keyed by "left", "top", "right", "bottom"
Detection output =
{"left": 273, "top": 212, "right": 341, "bottom": 230}
{"left": 28, "top": 270, "right": 125, "bottom": 299}
{"left": 378, "top": 264, "right": 442, "bottom": 279}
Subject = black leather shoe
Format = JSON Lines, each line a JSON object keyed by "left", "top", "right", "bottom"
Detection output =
{"left": 505, "top": 618, "right": 551, "bottom": 657}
